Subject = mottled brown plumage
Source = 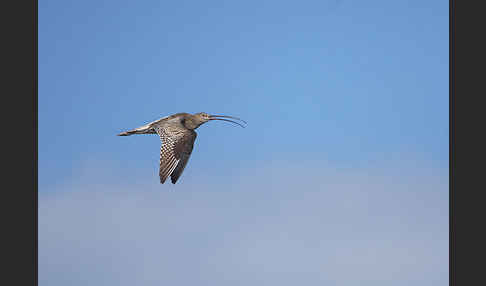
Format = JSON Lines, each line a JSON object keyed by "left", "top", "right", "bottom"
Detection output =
{"left": 117, "top": 112, "right": 246, "bottom": 184}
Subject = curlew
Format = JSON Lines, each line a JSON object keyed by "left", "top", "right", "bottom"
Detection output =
{"left": 117, "top": 112, "right": 246, "bottom": 184}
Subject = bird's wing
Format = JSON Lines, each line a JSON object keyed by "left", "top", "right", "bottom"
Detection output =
{"left": 171, "top": 132, "right": 197, "bottom": 184}
{"left": 156, "top": 126, "right": 196, "bottom": 184}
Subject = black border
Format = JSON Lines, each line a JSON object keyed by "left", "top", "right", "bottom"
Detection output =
{"left": 4, "top": 0, "right": 37, "bottom": 285}
{"left": 34, "top": 0, "right": 38, "bottom": 284}
{"left": 451, "top": 0, "right": 485, "bottom": 284}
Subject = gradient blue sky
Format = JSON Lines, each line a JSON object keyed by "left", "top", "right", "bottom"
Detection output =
{"left": 39, "top": 0, "right": 448, "bottom": 285}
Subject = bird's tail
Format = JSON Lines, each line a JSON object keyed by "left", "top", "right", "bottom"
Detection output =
{"left": 117, "top": 130, "right": 137, "bottom": 136}
{"left": 117, "top": 123, "right": 155, "bottom": 136}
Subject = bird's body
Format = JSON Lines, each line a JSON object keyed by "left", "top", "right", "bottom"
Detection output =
{"left": 117, "top": 112, "right": 246, "bottom": 184}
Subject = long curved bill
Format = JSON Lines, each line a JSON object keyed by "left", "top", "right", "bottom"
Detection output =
{"left": 209, "top": 114, "right": 247, "bottom": 128}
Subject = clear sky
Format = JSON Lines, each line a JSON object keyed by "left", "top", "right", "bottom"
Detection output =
{"left": 39, "top": 0, "right": 448, "bottom": 285}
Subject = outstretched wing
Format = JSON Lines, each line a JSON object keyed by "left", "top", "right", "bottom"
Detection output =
{"left": 171, "top": 132, "right": 197, "bottom": 184}
{"left": 156, "top": 126, "right": 196, "bottom": 184}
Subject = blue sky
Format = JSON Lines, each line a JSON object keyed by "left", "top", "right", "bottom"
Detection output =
{"left": 39, "top": 0, "right": 448, "bottom": 285}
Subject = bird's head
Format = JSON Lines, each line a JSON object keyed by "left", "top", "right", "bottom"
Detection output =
{"left": 185, "top": 112, "right": 247, "bottom": 130}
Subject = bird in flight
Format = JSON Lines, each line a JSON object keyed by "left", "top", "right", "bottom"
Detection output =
{"left": 117, "top": 112, "right": 246, "bottom": 184}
